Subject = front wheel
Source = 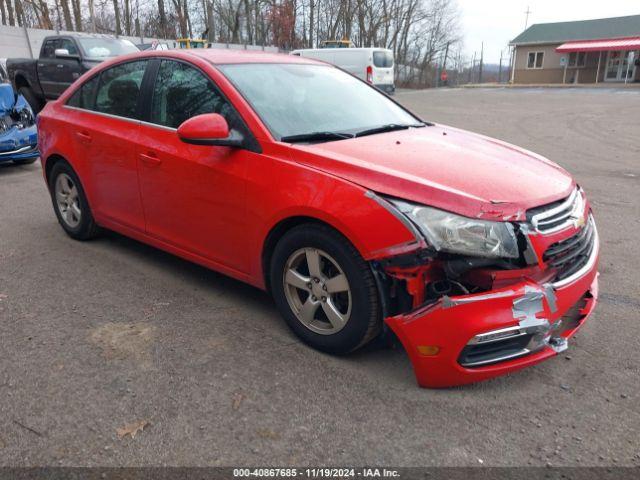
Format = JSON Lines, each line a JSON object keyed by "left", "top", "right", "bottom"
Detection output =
{"left": 270, "top": 224, "right": 382, "bottom": 354}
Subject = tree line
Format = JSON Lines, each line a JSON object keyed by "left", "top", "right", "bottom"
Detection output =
{"left": 1, "top": 0, "right": 463, "bottom": 87}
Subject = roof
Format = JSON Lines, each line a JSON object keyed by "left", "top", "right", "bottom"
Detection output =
{"left": 557, "top": 37, "right": 640, "bottom": 52}
{"left": 181, "top": 48, "right": 321, "bottom": 65}
{"left": 510, "top": 14, "right": 640, "bottom": 45}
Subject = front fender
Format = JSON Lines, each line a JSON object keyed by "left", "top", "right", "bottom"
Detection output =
{"left": 247, "top": 149, "right": 420, "bottom": 288}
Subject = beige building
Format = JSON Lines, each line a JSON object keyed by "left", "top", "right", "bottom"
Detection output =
{"left": 510, "top": 14, "right": 640, "bottom": 84}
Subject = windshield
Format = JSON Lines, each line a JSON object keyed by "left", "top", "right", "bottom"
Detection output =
{"left": 77, "top": 38, "right": 139, "bottom": 59}
{"left": 219, "top": 63, "right": 419, "bottom": 141}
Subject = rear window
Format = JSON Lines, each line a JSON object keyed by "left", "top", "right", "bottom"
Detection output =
{"left": 373, "top": 51, "right": 393, "bottom": 68}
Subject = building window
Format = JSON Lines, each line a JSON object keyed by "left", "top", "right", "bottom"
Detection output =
{"left": 527, "top": 51, "right": 544, "bottom": 69}
{"left": 568, "top": 52, "right": 587, "bottom": 67}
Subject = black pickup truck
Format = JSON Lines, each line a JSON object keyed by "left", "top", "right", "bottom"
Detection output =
{"left": 7, "top": 34, "right": 139, "bottom": 113}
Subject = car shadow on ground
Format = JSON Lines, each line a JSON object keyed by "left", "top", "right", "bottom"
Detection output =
{"left": 84, "top": 228, "right": 544, "bottom": 392}
{"left": 0, "top": 160, "right": 40, "bottom": 176}
{"left": 81, "top": 227, "right": 426, "bottom": 382}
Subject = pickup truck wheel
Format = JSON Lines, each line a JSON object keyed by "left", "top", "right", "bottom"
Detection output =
{"left": 18, "top": 87, "right": 43, "bottom": 114}
{"left": 270, "top": 223, "right": 382, "bottom": 354}
{"left": 49, "top": 161, "right": 99, "bottom": 240}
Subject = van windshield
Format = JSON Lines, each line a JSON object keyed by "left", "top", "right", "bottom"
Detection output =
{"left": 219, "top": 63, "right": 418, "bottom": 141}
{"left": 373, "top": 51, "right": 394, "bottom": 68}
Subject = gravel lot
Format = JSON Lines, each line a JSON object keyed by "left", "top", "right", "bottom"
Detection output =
{"left": 1, "top": 87, "right": 639, "bottom": 467}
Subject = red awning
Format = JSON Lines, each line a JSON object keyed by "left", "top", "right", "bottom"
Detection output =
{"left": 556, "top": 37, "right": 640, "bottom": 52}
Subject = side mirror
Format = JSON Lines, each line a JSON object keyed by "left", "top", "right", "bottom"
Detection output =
{"left": 55, "top": 48, "right": 79, "bottom": 59}
{"left": 177, "top": 113, "right": 244, "bottom": 147}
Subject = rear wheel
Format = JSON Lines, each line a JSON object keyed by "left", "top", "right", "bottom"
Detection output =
{"left": 49, "top": 161, "right": 99, "bottom": 240}
{"left": 270, "top": 224, "right": 381, "bottom": 354}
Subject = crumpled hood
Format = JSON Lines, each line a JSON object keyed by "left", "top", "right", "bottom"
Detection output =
{"left": 0, "top": 83, "right": 38, "bottom": 153}
{"left": 287, "top": 124, "right": 575, "bottom": 221}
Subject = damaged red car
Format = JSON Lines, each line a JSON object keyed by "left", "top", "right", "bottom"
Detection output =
{"left": 37, "top": 50, "right": 599, "bottom": 387}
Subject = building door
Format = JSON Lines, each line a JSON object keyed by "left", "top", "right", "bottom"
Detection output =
{"left": 605, "top": 51, "right": 634, "bottom": 82}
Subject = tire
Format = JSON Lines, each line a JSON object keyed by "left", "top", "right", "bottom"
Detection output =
{"left": 18, "top": 86, "right": 44, "bottom": 114}
{"left": 12, "top": 157, "right": 37, "bottom": 165}
{"left": 48, "top": 161, "right": 99, "bottom": 240}
{"left": 270, "top": 223, "right": 381, "bottom": 354}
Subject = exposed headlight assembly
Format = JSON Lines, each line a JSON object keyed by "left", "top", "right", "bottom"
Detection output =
{"left": 387, "top": 198, "right": 520, "bottom": 259}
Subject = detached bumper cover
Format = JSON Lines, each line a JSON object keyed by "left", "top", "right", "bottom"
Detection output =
{"left": 385, "top": 237, "right": 599, "bottom": 388}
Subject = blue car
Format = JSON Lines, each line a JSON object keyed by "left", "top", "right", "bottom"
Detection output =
{"left": 0, "top": 82, "right": 39, "bottom": 165}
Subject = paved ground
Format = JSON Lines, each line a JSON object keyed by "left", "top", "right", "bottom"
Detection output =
{"left": 1, "top": 88, "right": 639, "bottom": 467}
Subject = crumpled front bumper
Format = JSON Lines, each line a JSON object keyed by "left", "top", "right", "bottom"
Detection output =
{"left": 385, "top": 245, "right": 599, "bottom": 388}
{"left": 0, "top": 126, "right": 39, "bottom": 163}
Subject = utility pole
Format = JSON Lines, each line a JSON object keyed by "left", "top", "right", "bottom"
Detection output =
{"left": 469, "top": 52, "right": 476, "bottom": 83}
{"left": 524, "top": 6, "right": 532, "bottom": 29}
{"left": 478, "top": 42, "right": 484, "bottom": 84}
{"left": 498, "top": 50, "right": 503, "bottom": 83}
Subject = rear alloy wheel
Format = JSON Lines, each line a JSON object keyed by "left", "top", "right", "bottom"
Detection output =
{"left": 49, "top": 161, "right": 99, "bottom": 240}
{"left": 55, "top": 173, "right": 82, "bottom": 229}
{"left": 270, "top": 224, "right": 381, "bottom": 354}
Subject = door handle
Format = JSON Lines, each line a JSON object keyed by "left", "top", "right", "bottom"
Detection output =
{"left": 139, "top": 152, "right": 162, "bottom": 167}
{"left": 57, "top": 64, "right": 65, "bottom": 68}
{"left": 75, "top": 131, "right": 92, "bottom": 143}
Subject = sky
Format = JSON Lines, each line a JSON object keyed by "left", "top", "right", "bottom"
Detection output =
{"left": 457, "top": 0, "right": 640, "bottom": 64}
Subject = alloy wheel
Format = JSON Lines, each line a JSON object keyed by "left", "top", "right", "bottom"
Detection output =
{"left": 55, "top": 173, "right": 82, "bottom": 228}
{"left": 282, "top": 248, "right": 352, "bottom": 335}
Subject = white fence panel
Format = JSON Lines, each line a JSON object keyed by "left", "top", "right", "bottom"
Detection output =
{"left": 0, "top": 25, "right": 278, "bottom": 59}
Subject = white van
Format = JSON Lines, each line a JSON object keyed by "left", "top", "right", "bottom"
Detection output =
{"left": 290, "top": 47, "right": 395, "bottom": 94}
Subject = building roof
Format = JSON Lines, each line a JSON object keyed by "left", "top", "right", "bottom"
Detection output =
{"left": 510, "top": 14, "right": 640, "bottom": 45}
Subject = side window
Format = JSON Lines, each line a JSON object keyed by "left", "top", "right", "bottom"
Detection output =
{"left": 58, "top": 39, "right": 79, "bottom": 55}
{"left": 150, "top": 60, "right": 240, "bottom": 129}
{"left": 41, "top": 39, "right": 59, "bottom": 59}
{"left": 67, "top": 75, "right": 100, "bottom": 109}
{"left": 95, "top": 60, "right": 147, "bottom": 119}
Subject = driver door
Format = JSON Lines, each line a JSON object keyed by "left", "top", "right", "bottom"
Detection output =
{"left": 136, "top": 59, "right": 255, "bottom": 273}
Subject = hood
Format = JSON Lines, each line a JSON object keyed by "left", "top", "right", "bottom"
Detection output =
{"left": 287, "top": 124, "right": 574, "bottom": 221}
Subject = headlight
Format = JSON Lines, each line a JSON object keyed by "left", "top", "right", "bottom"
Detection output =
{"left": 388, "top": 199, "right": 519, "bottom": 259}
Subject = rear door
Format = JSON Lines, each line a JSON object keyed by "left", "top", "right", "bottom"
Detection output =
{"left": 372, "top": 50, "right": 394, "bottom": 87}
{"left": 65, "top": 60, "right": 149, "bottom": 231}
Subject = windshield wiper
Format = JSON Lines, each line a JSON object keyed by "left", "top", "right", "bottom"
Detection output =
{"left": 280, "top": 131, "right": 355, "bottom": 143}
{"left": 355, "top": 123, "right": 426, "bottom": 138}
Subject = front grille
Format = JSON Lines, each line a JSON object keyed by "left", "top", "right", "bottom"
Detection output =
{"left": 528, "top": 188, "right": 584, "bottom": 233}
{"left": 543, "top": 217, "right": 595, "bottom": 282}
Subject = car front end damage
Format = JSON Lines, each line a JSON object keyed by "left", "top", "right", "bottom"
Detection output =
{"left": 368, "top": 187, "right": 599, "bottom": 388}
{"left": 0, "top": 83, "right": 39, "bottom": 164}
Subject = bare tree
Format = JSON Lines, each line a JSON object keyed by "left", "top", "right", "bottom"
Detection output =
{"left": 112, "top": 0, "right": 120, "bottom": 33}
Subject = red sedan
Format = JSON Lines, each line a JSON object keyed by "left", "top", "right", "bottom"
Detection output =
{"left": 37, "top": 49, "right": 599, "bottom": 388}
